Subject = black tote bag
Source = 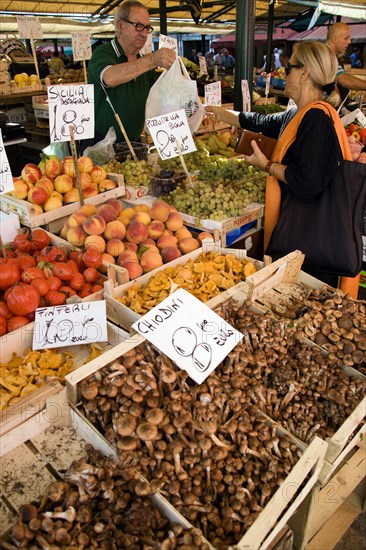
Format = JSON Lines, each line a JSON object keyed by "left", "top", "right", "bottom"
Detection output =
{"left": 266, "top": 158, "right": 366, "bottom": 277}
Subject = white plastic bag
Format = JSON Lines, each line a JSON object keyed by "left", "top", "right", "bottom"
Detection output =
{"left": 83, "top": 127, "right": 117, "bottom": 165}
{"left": 145, "top": 57, "right": 204, "bottom": 133}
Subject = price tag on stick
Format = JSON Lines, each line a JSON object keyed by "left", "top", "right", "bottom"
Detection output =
{"left": 145, "top": 109, "right": 196, "bottom": 160}
{"left": 69, "top": 126, "right": 84, "bottom": 206}
{"left": 204, "top": 81, "right": 221, "bottom": 106}
{"left": 241, "top": 80, "right": 251, "bottom": 112}
{"left": 265, "top": 74, "right": 271, "bottom": 98}
{"left": 0, "top": 129, "right": 14, "bottom": 195}
{"left": 33, "top": 301, "right": 108, "bottom": 350}
{"left": 47, "top": 84, "right": 94, "bottom": 143}
{"left": 132, "top": 289, "right": 243, "bottom": 384}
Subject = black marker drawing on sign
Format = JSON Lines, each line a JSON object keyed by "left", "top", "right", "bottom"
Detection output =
{"left": 172, "top": 326, "right": 212, "bottom": 372}
{"left": 51, "top": 104, "right": 60, "bottom": 142}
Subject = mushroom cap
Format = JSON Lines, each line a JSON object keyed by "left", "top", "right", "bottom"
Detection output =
{"left": 145, "top": 408, "right": 164, "bottom": 425}
{"left": 117, "top": 436, "right": 139, "bottom": 451}
{"left": 136, "top": 422, "right": 158, "bottom": 441}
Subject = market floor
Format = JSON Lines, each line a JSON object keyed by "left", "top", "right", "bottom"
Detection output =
{"left": 333, "top": 512, "right": 366, "bottom": 550}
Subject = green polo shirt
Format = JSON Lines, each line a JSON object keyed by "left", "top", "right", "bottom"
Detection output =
{"left": 88, "top": 38, "right": 157, "bottom": 142}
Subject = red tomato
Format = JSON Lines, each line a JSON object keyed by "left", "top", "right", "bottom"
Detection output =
{"left": 69, "top": 273, "right": 84, "bottom": 291}
{"left": 21, "top": 267, "right": 46, "bottom": 284}
{"left": 52, "top": 262, "right": 74, "bottom": 281}
{"left": 67, "top": 259, "right": 80, "bottom": 276}
{"left": 359, "top": 128, "right": 366, "bottom": 144}
{"left": 37, "top": 260, "right": 54, "bottom": 278}
{"left": 82, "top": 248, "right": 102, "bottom": 269}
{"left": 13, "top": 229, "right": 50, "bottom": 252}
{"left": 45, "top": 290, "right": 66, "bottom": 306}
{"left": 91, "top": 284, "right": 103, "bottom": 294}
{"left": 6, "top": 285, "right": 40, "bottom": 316}
{"left": 0, "top": 315, "right": 7, "bottom": 336}
{"left": 59, "top": 285, "right": 76, "bottom": 298}
{"left": 83, "top": 267, "right": 99, "bottom": 284}
{"left": 0, "top": 263, "right": 20, "bottom": 290}
{"left": 47, "top": 276, "right": 62, "bottom": 291}
{"left": 16, "top": 254, "right": 36, "bottom": 272}
{"left": 70, "top": 250, "right": 86, "bottom": 269}
{"left": 348, "top": 123, "right": 359, "bottom": 134}
{"left": 30, "top": 278, "right": 50, "bottom": 297}
{"left": 0, "top": 301, "right": 13, "bottom": 320}
{"left": 7, "top": 316, "right": 30, "bottom": 332}
{"left": 40, "top": 245, "right": 68, "bottom": 263}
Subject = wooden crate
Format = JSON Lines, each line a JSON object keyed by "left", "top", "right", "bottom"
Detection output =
{"left": 104, "top": 242, "right": 262, "bottom": 332}
{"left": 65, "top": 333, "right": 327, "bottom": 550}
{"left": 0, "top": 173, "right": 125, "bottom": 229}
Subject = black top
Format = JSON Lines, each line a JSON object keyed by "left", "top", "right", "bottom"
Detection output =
{"left": 239, "top": 108, "right": 340, "bottom": 202}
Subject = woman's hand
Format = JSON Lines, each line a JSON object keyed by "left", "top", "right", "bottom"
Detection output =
{"left": 205, "top": 105, "right": 224, "bottom": 122}
{"left": 243, "top": 140, "right": 268, "bottom": 170}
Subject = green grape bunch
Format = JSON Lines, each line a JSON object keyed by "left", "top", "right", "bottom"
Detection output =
{"left": 103, "top": 157, "right": 154, "bottom": 187}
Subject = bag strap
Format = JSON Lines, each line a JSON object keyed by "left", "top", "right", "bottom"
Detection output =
{"left": 313, "top": 102, "right": 352, "bottom": 162}
{"left": 177, "top": 56, "right": 192, "bottom": 80}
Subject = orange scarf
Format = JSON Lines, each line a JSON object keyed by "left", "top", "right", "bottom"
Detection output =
{"left": 263, "top": 100, "right": 359, "bottom": 298}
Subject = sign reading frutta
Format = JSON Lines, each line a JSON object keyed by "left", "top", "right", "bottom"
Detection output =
{"left": 145, "top": 109, "right": 196, "bottom": 160}
{"left": 159, "top": 34, "right": 178, "bottom": 53}
{"left": 33, "top": 301, "right": 108, "bottom": 350}
{"left": 47, "top": 84, "right": 94, "bottom": 143}
{"left": 241, "top": 80, "right": 251, "bottom": 112}
{"left": 205, "top": 81, "right": 221, "bottom": 106}
{"left": 132, "top": 288, "right": 243, "bottom": 384}
{"left": 16, "top": 16, "right": 43, "bottom": 39}
{"left": 71, "top": 32, "right": 92, "bottom": 62}
{"left": 0, "top": 129, "right": 14, "bottom": 195}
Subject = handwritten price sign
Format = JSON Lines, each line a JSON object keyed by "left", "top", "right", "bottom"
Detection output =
{"left": 159, "top": 34, "right": 178, "bottom": 53}
{"left": 241, "top": 80, "right": 251, "bottom": 112}
{"left": 199, "top": 56, "right": 208, "bottom": 75}
{"left": 71, "top": 32, "right": 92, "bottom": 62}
{"left": 47, "top": 84, "right": 94, "bottom": 143}
{"left": 204, "top": 81, "right": 221, "bottom": 106}
{"left": 145, "top": 109, "right": 196, "bottom": 160}
{"left": 0, "top": 130, "right": 14, "bottom": 195}
{"left": 33, "top": 301, "right": 108, "bottom": 350}
{"left": 16, "top": 15, "right": 43, "bottom": 39}
{"left": 132, "top": 288, "right": 243, "bottom": 384}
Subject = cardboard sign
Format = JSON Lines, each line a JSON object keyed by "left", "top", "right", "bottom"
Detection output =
{"left": 205, "top": 81, "right": 221, "bottom": 106}
{"left": 33, "top": 301, "right": 108, "bottom": 350}
{"left": 159, "top": 34, "right": 178, "bottom": 53}
{"left": 132, "top": 289, "right": 243, "bottom": 384}
{"left": 241, "top": 80, "right": 251, "bottom": 112}
{"left": 71, "top": 32, "right": 92, "bottom": 62}
{"left": 16, "top": 16, "right": 43, "bottom": 39}
{"left": 0, "top": 130, "right": 14, "bottom": 195}
{"left": 47, "top": 84, "right": 94, "bottom": 143}
{"left": 199, "top": 56, "right": 208, "bottom": 75}
{"left": 145, "top": 109, "right": 196, "bottom": 160}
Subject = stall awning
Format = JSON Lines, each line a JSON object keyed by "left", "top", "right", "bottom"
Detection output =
{"left": 287, "top": 21, "right": 366, "bottom": 43}
{"left": 211, "top": 26, "right": 299, "bottom": 49}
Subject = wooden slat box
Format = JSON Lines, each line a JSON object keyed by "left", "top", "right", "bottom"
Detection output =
{"left": 65, "top": 334, "right": 327, "bottom": 550}
{"left": 0, "top": 397, "right": 205, "bottom": 546}
{"left": 0, "top": 173, "right": 125, "bottom": 228}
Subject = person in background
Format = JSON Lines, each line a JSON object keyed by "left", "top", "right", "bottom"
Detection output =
{"left": 48, "top": 51, "right": 65, "bottom": 74}
{"left": 87, "top": 0, "right": 176, "bottom": 146}
{"left": 213, "top": 48, "right": 223, "bottom": 67}
{"left": 205, "top": 51, "right": 215, "bottom": 74}
{"left": 189, "top": 49, "right": 199, "bottom": 65}
{"left": 326, "top": 22, "right": 366, "bottom": 104}
{"left": 350, "top": 47, "right": 362, "bottom": 68}
{"left": 205, "top": 41, "right": 359, "bottom": 298}
{"left": 221, "top": 49, "right": 235, "bottom": 72}
{"left": 279, "top": 52, "right": 289, "bottom": 69}
{"left": 273, "top": 48, "right": 282, "bottom": 69}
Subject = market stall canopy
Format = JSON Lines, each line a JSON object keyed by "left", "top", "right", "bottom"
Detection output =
{"left": 211, "top": 26, "right": 299, "bottom": 49}
{"left": 288, "top": 20, "right": 366, "bottom": 42}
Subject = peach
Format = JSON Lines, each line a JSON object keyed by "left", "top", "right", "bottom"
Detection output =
{"left": 78, "top": 156, "right": 94, "bottom": 174}
{"left": 82, "top": 186, "right": 99, "bottom": 199}
{"left": 21, "top": 163, "right": 42, "bottom": 185}
{"left": 83, "top": 214, "right": 106, "bottom": 236}
{"left": 50, "top": 191, "right": 63, "bottom": 201}
{"left": 66, "top": 226, "right": 87, "bottom": 247}
{"left": 169, "top": 205, "right": 178, "bottom": 213}
{"left": 10, "top": 178, "right": 28, "bottom": 200}
{"left": 161, "top": 246, "right": 182, "bottom": 263}
{"left": 90, "top": 166, "right": 107, "bottom": 184}
{"left": 68, "top": 211, "right": 89, "bottom": 228}
{"left": 163, "top": 229, "right": 173, "bottom": 236}
{"left": 41, "top": 155, "right": 62, "bottom": 179}
{"left": 147, "top": 220, "right": 165, "bottom": 240}
{"left": 117, "top": 214, "right": 131, "bottom": 226}
{"left": 149, "top": 200, "right": 171, "bottom": 222}
{"left": 27, "top": 186, "right": 49, "bottom": 206}
{"left": 96, "top": 204, "right": 118, "bottom": 223}
{"left": 140, "top": 250, "right": 163, "bottom": 273}
{"left": 80, "top": 172, "right": 93, "bottom": 190}
{"left": 121, "top": 261, "right": 143, "bottom": 280}
{"left": 197, "top": 232, "right": 214, "bottom": 245}
{"left": 99, "top": 253, "right": 116, "bottom": 272}
{"left": 121, "top": 207, "right": 136, "bottom": 221}
{"left": 30, "top": 204, "right": 43, "bottom": 215}
{"left": 165, "top": 212, "right": 184, "bottom": 232}
{"left": 157, "top": 234, "right": 178, "bottom": 250}
{"left": 133, "top": 211, "right": 151, "bottom": 226}
{"left": 79, "top": 204, "right": 97, "bottom": 216}
{"left": 125, "top": 219, "right": 148, "bottom": 244}
{"left": 143, "top": 238, "right": 155, "bottom": 246}
{"left": 134, "top": 204, "right": 150, "bottom": 213}
{"left": 138, "top": 243, "right": 159, "bottom": 256}
{"left": 178, "top": 237, "right": 200, "bottom": 254}
{"left": 62, "top": 156, "right": 76, "bottom": 177}
{"left": 60, "top": 223, "right": 70, "bottom": 240}
{"left": 124, "top": 242, "right": 138, "bottom": 252}
{"left": 175, "top": 227, "right": 192, "bottom": 241}
{"left": 44, "top": 196, "right": 63, "bottom": 211}
{"left": 54, "top": 174, "right": 73, "bottom": 194}
{"left": 98, "top": 179, "right": 117, "bottom": 192}
{"left": 85, "top": 235, "right": 106, "bottom": 253}
{"left": 35, "top": 176, "right": 54, "bottom": 196}
{"left": 104, "top": 220, "right": 126, "bottom": 241}
{"left": 106, "top": 239, "right": 125, "bottom": 257}
{"left": 63, "top": 187, "right": 81, "bottom": 204}
{"left": 117, "top": 250, "right": 139, "bottom": 266}
{"left": 105, "top": 198, "right": 122, "bottom": 216}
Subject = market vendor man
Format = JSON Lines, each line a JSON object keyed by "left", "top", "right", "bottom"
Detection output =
{"left": 326, "top": 22, "right": 366, "bottom": 104}
{"left": 87, "top": 0, "right": 176, "bottom": 146}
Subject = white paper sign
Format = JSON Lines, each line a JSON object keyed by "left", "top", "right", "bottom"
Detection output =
{"left": 145, "top": 109, "right": 196, "bottom": 160}
{"left": 265, "top": 74, "right": 271, "bottom": 97}
{"left": 0, "top": 130, "right": 14, "bottom": 195}
{"left": 33, "top": 301, "right": 108, "bottom": 350}
{"left": 159, "top": 34, "right": 178, "bottom": 53}
{"left": 140, "top": 34, "right": 153, "bottom": 56}
{"left": 16, "top": 16, "right": 43, "bottom": 39}
{"left": 47, "top": 84, "right": 94, "bottom": 143}
{"left": 241, "top": 80, "right": 251, "bottom": 112}
{"left": 199, "top": 56, "right": 208, "bottom": 75}
{"left": 287, "top": 98, "right": 297, "bottom": 111}
{"left": 356, "top": 110, "right": 366, "bottom": 128}
{"left": 205, "top": 81, "right": 221, "bottom": 106}
{"left": 132, "top": 288, "right": 243, "bottom": 384}
{"left": 71, "top": 32, "right": 92, "bottom": 62}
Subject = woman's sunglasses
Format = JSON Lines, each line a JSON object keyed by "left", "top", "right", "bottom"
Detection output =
{"left": 285, "top": 64, "right": 303, "bottom": 76}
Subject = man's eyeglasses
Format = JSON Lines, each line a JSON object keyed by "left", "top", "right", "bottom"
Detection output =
{"left": 120, "top": 18, "right": 154, "bottom": 34}
{"left": 285, "top": 64, "right": 303, "bottom": 76}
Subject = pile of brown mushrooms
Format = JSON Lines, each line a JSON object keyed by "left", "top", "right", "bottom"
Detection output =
{"left": 0, "top": 446, "right": 209, "bottom": 550}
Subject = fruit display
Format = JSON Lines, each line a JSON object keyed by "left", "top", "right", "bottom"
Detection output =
{"left": 151, "top": 169, "right": 186, "bottom": 196}
{"left": 42, "top": 68, "right": 85, "bottom": 85}
{"left": 252, "top": 103, "right": 285, "bottom": 114}
{"left": 0, "top": 228, "right": 105, "bottom": 336}
{"left": 197, "top": 131, "right": 237, "bottom": 159}
{"left": 11, "top": 72, "right": 42, "bottom": 91}
{"left": 59, "top": 199, "right": 206, "bottom": 280}
{"left": 345, "top": 122, "right": 366, "bottom": 162}
{"left": 103, "top": 156, "right": 154, "bottom": 187}
{"left": 118, "top": 250, "right": 257, "bottom": 314}
{"left": 9, "top": 155, "right": 117, "bottom": 212}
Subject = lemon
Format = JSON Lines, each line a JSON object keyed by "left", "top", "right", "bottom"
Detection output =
{"left": 14, "top": 74, "right": 23, "bottom": 84}
{"left": 29, "top": 74, "right": 39, "bottom": 82}
{"left": 21, "top": 73, "right": 30, "bottom": 82}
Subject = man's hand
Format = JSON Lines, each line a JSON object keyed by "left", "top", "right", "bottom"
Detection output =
{"left": 152, "top": 48, "right": 176, "bottom": 70}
